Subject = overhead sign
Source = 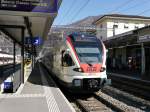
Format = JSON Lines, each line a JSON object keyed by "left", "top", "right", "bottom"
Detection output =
{"left": 0, "top": 0, "right": 58, "bottom": 15}
{"left": 33, "top": 37, "right": 42, "bottom": 45}
{"left": 138, "top": 35, "right": 150, "bottom": 43}
{"left": 25, "top": 37, "right": 42, "bottom": 45}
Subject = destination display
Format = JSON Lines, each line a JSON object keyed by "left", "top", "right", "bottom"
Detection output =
{"left": 74, "top": 36, "right": 97, "bottom": 42}
{"left": 0, "top": 0, "right": 58, "bottom": 13}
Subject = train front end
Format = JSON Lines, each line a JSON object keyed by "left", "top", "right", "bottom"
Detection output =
{"left": 63, "top": 33, "right": 111, "bottom": 92}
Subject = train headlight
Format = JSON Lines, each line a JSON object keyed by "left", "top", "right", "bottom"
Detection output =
{"left": 74, "top": 79, "right": 81, "bottom": 87}
{"left": 73, "top": 68, "right": 83, "bottom": 72}
{"left": 100, "top": 67, "right": 106, "bottom": 72}
{"left": 78, "top": 68, "right": 83, "bottom": 72}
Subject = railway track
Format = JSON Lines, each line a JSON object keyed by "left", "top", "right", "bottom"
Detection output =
{"left": 44, "top": 66, "right": 147, "bottom": 112}
{"left": 74, "top": 91, "right": 143, "bottom": 112}
{"left": 101, "top": 86, "right": 150, "bottom": 111}
{"left": 107, "top": 73, "right": 150, "bottom": 100}
{"left": 51, "top": 73, "right": 146, "bottom": 111}
{"left": 76, "top": 96, "right": 112, "bottom": 112}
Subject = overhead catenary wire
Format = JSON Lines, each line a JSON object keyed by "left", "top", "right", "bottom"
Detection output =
{"left": 110, "top": 0, "right": 150, "bottom": 16}
{"left": 118, "top": 0, "right": 150, "bottom": 13}
{"left": 69, "top": 0, "right": 91, "bottom": 24}
{"left": 109, "top": 0, "right": 135, "bottom": 14}
{"left": 56, "top": 0, "right": 150, "bottom": 26}
{"left": 137, "top": 8, "right": 150, "bottom": 16}
{"left": 58, "top": 0, "right": 77, "bottom": 25}
{"left": 59, "top": 0, "right": 150, "bottom": 26}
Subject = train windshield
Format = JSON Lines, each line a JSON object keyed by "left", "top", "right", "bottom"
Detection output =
{"left": 74, "top": 42, "right": 102, "bottom": 64}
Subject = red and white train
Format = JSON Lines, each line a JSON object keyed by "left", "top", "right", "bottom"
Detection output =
{"left": 42, "top": 33, "right": 111, "bottom": 92}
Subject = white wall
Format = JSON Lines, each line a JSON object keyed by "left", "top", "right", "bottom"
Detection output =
{"left": 96, "top": 17, "right": 150, "bottom": 41}
{"left": 107, "top": 20, "right": 146, "bottom": 38}
{"left": 96, "top": 21, "right": 107, "bottom": 40}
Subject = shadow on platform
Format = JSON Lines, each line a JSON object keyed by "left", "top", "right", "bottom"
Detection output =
{"left": 27, "top": 62, "right": 57, "bottom": 88}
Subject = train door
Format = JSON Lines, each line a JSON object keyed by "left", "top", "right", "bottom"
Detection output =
{"left": 61, "top": 49, "right": 74, "bottom": 74}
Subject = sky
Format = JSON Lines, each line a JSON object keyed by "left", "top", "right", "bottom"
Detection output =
{"left": 53, "top": 0, "right": 150, "bottom": 25}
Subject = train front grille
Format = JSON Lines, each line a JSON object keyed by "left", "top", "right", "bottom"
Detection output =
{"left": 82, "top": 78, "right": 100, "bottom": 90}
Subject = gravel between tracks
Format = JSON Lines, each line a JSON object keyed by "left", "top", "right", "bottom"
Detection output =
{"left": 102, "top": 86, "right": 150, "bottom": 111}
{"left": 96, "top": 91, "right": 144, "bottom": 112}
{"left": 76, "top": 97, "right": 112, "bottom": 112}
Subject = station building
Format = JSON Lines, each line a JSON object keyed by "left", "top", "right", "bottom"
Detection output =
{"left": 93, "top": 14, "right": 150, "bottom": 80}
{"left": 93, "top": 14, "right": 150, "bottom": 41}
{"left": 104, "top": 26, "right": 150, "bottom": 80}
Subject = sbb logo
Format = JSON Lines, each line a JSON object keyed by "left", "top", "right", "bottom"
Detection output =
{"left": 87, "top": 67, "right": 96, "bottom": 72}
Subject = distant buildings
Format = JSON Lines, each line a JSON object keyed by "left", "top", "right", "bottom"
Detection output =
{"left": 93, "top": 14, "right": 150, "bottom": 41}
{"left": 0, "top": 31, "right": 13, "bottom": 54}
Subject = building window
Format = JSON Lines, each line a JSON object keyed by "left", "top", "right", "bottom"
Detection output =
{"left": 113, "top": 25, "right": 118, "bottom": 28}
{"left": 113, "top": 24, "right": 118, "bottom": 28}
{"left": 135, "top": 24, "right": 139, "bottom": 29}
{"left": 135, "top": 26, "right": 138, "bottom": 29}
{"left": 113, "top": 22, "right": 118, "bottom": 28}
{"left": 124, "top": 23, "right": 129, "bottom": 29}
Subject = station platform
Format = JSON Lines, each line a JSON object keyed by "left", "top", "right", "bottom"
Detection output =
{"left": 0, "top": 62, "right": 75, "bottom": 112}
{"left": 107, "top": 72, "right": 150, "bottom": 83}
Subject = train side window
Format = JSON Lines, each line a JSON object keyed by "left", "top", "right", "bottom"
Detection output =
{"left": 61, "top": 50, "right": 74, "bottom": 67}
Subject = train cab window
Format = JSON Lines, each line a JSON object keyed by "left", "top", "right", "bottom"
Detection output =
{"left": 62, "top": 51, "right": 74, "bottom": 67}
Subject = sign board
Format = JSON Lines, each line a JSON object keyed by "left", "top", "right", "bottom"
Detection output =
{"left": 25, "top": 37, "right": 42, "bottom": 45}
{"left": 33, "top": 37, "right": 42, "bottom": 45}
{"left": 138, "top": 35, "right": 150, "bottom": 43}
{"left": 0, "top": 0, "right": 58, "bottom": 16}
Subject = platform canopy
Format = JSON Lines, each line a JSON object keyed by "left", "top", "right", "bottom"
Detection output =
{"left": 0, "top": 0, "right": 61, "bottom": 54}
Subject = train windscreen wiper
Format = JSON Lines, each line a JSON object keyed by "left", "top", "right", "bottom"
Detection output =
{"left": 86, "top": 62, "right": 93, "bottom": 66}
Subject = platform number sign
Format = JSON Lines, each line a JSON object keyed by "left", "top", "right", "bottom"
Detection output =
{"left": 25, "top": 37, "right": 42, "bottom": 45}
{"left": 0, "top": 0, "right": 58, "bottom": 14}
{"left": 33, "top": 37, "right": 42, "bottom": 45}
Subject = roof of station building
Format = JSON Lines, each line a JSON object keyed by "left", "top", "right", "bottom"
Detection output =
{"left": 94, "top": 14, "right": 150, "bottom": 24}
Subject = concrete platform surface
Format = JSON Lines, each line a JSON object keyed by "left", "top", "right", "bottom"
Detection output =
{"left": 0, "top": 62, "right": 75, "bottom": 112}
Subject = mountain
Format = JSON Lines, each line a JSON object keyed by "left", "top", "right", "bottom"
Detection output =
{"left": 68, "top": 15, "right": 102, "bottom": 27}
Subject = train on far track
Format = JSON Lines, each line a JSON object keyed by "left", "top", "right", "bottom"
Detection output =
{"left": 41, "top": 33, "right": 111, "bottom": 93}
